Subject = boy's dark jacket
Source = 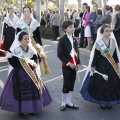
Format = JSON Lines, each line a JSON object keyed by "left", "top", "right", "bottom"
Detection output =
{"left": 57, "top": 34, "right": 80, "bottom": 65}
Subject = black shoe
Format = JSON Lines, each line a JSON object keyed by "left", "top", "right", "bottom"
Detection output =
{"left": 29, "top": 113, "right": 35, "bottom": 116}
{"left": 66, "top": 104, "right": 79, "bottom": 109}
{"left": 60, "top": 105, "right": 66, "bottom": 111}
{"left": 107, "top": 105, "right": 112, "bottom": 109}
{"left": 100, "top": 104, "right": 107, "bottom": 109}
{"left": 19, "top": 113, "right": 25, "bottom": 116}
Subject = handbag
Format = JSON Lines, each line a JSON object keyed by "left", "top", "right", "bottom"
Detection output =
{"left": 114, "top": 13, "right": 120, "bottom": 31}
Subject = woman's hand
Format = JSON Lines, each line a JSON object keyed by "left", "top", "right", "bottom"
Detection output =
{"left": 32, "top": 63, "right": 37, "bottom": 68}
{"left": 5, "top": 52, "right": 13, "bottom": 58}
{"left": 28, "top": 60, "right": 37, "bottom": 68}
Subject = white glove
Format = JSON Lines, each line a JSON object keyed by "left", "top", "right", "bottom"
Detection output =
{"left": 90, "top": 71, "right": 94, "bottom": 76}
{"left": 28, "top": 60, "right": 37, "bottom": 67}
{"left": 5, "top": 52, "right": 13, "bottom": 58}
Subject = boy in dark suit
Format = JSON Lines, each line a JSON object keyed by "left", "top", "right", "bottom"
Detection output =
{"left": 57, "top": 20, "right": 80, "bottom": 111}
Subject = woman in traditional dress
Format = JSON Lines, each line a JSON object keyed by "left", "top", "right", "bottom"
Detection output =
{"left": 0, "top": 31, "right": 52, "bottom": 116}
{"left": 80, "top": 24, "right": 120, "bottom": 109}
{"left": 17, "top": 6, "right": 42, "bottom": 46}
{"left": 2, "top": 8, "right": 19, "bottom": 51}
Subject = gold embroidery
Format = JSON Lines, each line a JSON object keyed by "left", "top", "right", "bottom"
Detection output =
{"left": 20, "top": 60, "right": 42, "bottom": 93}
{"left": 106, "top": 53, "right": 120, "bottom": 77}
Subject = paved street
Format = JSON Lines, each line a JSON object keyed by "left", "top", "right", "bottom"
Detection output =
{"left": 0, "top": 39, "right": 120, "bottom": 120}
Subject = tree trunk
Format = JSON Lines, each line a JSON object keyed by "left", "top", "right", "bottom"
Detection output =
{"left": 56, "top": 0, "right": 59, "bottom": 8}
{"left": 96, "top": 0, "right": 102, "bottom": 8}
{"left": 19, "top": 0, "right": 23, "bottom": 18}
{"left": 59, "top": 0, "right": 65, "bottom": 37}
{"left": 78, "top": 0, "right": 81, "bottom": 8}
{"left": 35, "top": 0, "right": 41, "bottom": 23}
{"left": 0, "top": 0, "right": 3, "bottom": 2}
{"left": 103, "top": 0, "right": 107, "bottom": 7}
{"left": 46, "top": 0, "right": 48, "bottom": 10}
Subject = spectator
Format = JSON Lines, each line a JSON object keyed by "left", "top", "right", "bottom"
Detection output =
{"left": 83, "top": 6, "right": 92, "bottom": 50}
{"left": 33, "top": 10, "right": 37, "bottom": 19}
{"left": 68, "top": 9, "right": 72, "bottom": 19}
{"left": 114, "top": 5, "right": 120, "bottom": 48}
{"left": 51, "top": 9, "right": 61, "bottom": 41}
{"left": 99, "top": 5, "right": 112, "bottom": 25}
{"left": 74, "top": 9, "right": 81, "bottom": 38}
{"left": 89, "top": 3, "right": 98, "bottom": 44}
{"left": 109, "top": 6, "right": 113, "bottom": 13}
{"left": 93, "top": 9, "right": 103, "bottom": 41}
{"left": 40, "top": 16, "right": 46, "bottom": 26}
{"left": 112, "top": 5, "right": 120, "bottom": 47}
{"left": 79, "top": 2, "right": 88, "bottom": 48}
{"left": 65, "top": 9, "right": 69, "bottom": 20}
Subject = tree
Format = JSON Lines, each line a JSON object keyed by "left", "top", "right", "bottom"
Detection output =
{"left": 103, "top": 0, "right": 107, "bottom": 7}
{"left": 23, "top": 0, "right": 34, "bottom": 8}
{"left": 77, "top": 0, "right": 82, "bottom": 8}
{"left": 45, "top": 0, "right": 48, "bottom": 10}
{"left": 0, "top": 0, "right": 18, "bottom": 11}
{"left": 35, "top": 0, "right": 41, "bottom": 22}
{"left": 56, "top": 0, "right": 59, "bottom": 7}
{"left": 19, "top": 0, "right": 23, "bottom": 18}
{"left": 59, "top": 0, "right": 65, "bottom": 37}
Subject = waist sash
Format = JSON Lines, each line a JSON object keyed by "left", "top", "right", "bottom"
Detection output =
{"left": 97, "top": 40, "right": 120, "bottom": 77}
{"left": 19, "top": 58, "right": 42, "bottom": 93}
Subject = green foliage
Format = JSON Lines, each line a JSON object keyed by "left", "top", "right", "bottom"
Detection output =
{"left": 91, "top": 0, "right": 95, "bottom": 4}
{"left": 0, "top": 0, "right": 34, "bottom": 12}
{"left": 40, "top": 26, "right": 53, "bottom": 39}
{"left": 23, "top": 0, "right": 34, "bottom": 9}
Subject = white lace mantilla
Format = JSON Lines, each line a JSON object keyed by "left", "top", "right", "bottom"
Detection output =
{"left": 96, "top": 38, "right": 116, "bottom": 57}
{"left": 14, "top": 46, "right": 37, "bottom": 59}
{"left": 4, "top": 16, "right": 19, "bottom": 29}
{"left": 17, "top": 18, "right": 40, "bottom": 36}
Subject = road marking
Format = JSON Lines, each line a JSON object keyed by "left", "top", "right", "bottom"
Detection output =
{"left": 0, "top": 65, "right": 8, "bottom": 69}
{"left": 82, "top": 65, "right": 87, "bottom": 68}
{"left": 43, "top": 45, "right": 50, "bottom": 47}
{"left": 78, "top": 68, "right": 87, "bottom": 73}
{"left": 77, "top": 65, "right": 88, "bottom": 74}
{"left": 0, "top": 80, "right": 4, "bottom": 88}
{"left": 0, "top": 68, "right": 8, "bottom": 72}
{"left": 44, "top": 75, "right": 63, "bottom": 84}
{"left": 45, "top": 50, "right": 54, "bottom": 54}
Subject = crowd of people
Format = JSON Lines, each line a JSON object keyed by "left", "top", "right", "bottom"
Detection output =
{"left": 64, "top": 3, "right": 120, "bottom": 51}
{"left": 0, "top": 2, "right": 120, "bottom": 117}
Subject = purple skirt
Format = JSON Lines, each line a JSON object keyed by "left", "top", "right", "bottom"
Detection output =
{"left": 0, "top": 69, "right": 52, "bottom": 113}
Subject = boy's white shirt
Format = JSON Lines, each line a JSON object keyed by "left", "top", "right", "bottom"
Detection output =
{"left": 66, "top": 33, "right": 76, "bottom": 66}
